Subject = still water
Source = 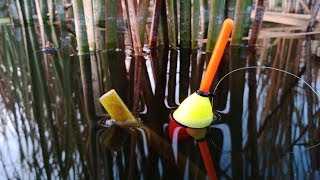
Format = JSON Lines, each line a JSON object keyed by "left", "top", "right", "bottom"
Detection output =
{"left": 0, "top": 23, "right": 320, "bottom": 179}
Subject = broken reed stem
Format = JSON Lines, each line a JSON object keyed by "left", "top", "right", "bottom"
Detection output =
{"left": 99, "top": 89, "right": 207, "bottom": 178}
{"left": 99, "top": 89, "right": 140, "bottom": 125}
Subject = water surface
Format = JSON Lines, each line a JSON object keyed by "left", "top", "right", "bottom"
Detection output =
{"left": 0, "top": 24, "right": 320, "bottom": 179}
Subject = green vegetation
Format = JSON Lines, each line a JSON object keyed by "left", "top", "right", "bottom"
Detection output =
{"left": 0, "top": 0, "right": 319, "bottom": 179}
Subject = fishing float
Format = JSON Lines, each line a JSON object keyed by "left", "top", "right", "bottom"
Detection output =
{"left": 169, "top": 18, "right": 234, "bottom": 180}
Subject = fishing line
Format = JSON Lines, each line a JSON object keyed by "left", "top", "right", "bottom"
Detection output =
{"left": 211, "top": 65, "right": 320, "bottom": 153}
{"left": 213, "top": 66, "right": 320, "bottom": 99}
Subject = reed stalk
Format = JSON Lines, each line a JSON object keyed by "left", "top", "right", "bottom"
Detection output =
{"left": 107, "top": 51, "right": 122, "bottom": 97}
{"left": 14, "top": 0, "right": 24, "bottom": 26}
{"left": 83, "top": 0, "right": 102, "bottom": 115}
{"left": 248, "top": 0, "right": 265, "bottom": 47}
{"left": 180, "top": 0, "right": 191, "bottom": 49}
{"left": 167, "top": 50, "right": 178, "bottom": 107}
{"left": 191, "top": 0, "right": 200, "bottom": 49}
{"left": 41, "top": 0, "right": 49, "bottom": 22}
{"left": 124, "top": 0, "right": 145, "bottom": 112}
{"left": 0, "top": 1, "right": 6, "bottom": 17}
{"left": 305, "top": 1, "right": 320, "bottom": 170}
{"left": 227, "top": 0, "right": 237, "bottom": 18}
{"left": 116, "top": 1, "right": 128, "bottom": 100}
{"left": 125, "top": 0, "right": 142, "bottom": 56}
{"left": 91, "top": 53, "right": 103, "bottom": 115}
{"left": 132, "top": 58, "right": 143, "bottom": 113}
{"left": 24, "top": 24, "right": 53, "bottom": 180}
{"left": 245, "top": 2, "right": 265, "bottom": 177}
{"left": 56, "top": 0, "right": 67, "bottom": 32}
{"left": 246, "top": 44, "right": 259, "bottom": 178}
{"left": 206, "top": 0, "right": 225, "bottom": 52}
{"left": 34, "top": 0, "right": 48, "bottom": 71}
{"left": 95, "top": 0, "right": 115, "bottom": 95}
{"left": 47, "top": 0, "right": 54, "bottom": 24}
{"left": 106, "top": 0, "right": 118, "bottom": 49}
{"left": 100, "top": 1, "right": 126, "bottom": 96}
{"left": 127, "top": 129, "right": 138, "bottom": 178}
{"left": 36, "top": 25, "right": 67, "bottom": 178}
{"left": 190, "top": 52, "right": 199, "bottom": 92}
{"left": 154, "top": 46, "right": 169, "bottom": 93}
{"left": 179, "top": 49, "right": 191, "bottom": 101}
{"left": 245, "top": 6, "right": 265, "bottom": 170}
{"left": 18, "top": 0, "right": 33, "bottom": 25}
{"left": 1, "top": 28, "right": 23, "bottom": 108}
{"left": 71, "top": 0, "right": 89, "bottom": 54}
{"left": 159, "top": 1, "right": 169, "bottom": 46}
{"left": 149, "top": 0, "right": 163, "bottom": 48}
{"left": 0, "top": 17, "right": 92, "bottom": 179}
{"left": 228, "top": 45, "right": 246, "bottom": 179}
{"left": 13, "top": 27, "right": 32, "bottom": 121}
{"left": 230, "top": 0, "right": 253, "bottom": 45}
{"left": 83, "top": 0, "right": 96, "bottom": 51}
{"left": 93, "top": 0, "right": 106, "bottom": 28}
{"left": 137, "top": 0, "right": 150, "bottom": 44}
{"left": 200, "top": 0, "right": 208, "bottom": 40}
{"left": 71, "top": 0, "right": 95, "bottom": 119}
{"left": 56, "top": 0, "right": 70, "bottom": 93}
{"left": 166, "top": 0, "right": 178, "bottom": 48}
{"left": 6, "top": 0, "right": 20, "bottom": 23}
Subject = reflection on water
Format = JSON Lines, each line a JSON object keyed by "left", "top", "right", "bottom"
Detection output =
{"left": 0, "top": 23, "right": 320, "bottom": 179}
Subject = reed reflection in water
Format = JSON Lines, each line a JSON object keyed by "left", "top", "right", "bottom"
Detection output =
{"left": 0, "top": 23, "right": 320, "bottom": 179}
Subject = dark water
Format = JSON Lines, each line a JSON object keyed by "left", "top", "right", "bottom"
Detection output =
{"left": 0, "top": 23, "right": 320, "bottom": 179}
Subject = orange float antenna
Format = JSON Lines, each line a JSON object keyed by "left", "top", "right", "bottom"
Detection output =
{"left": 199, "top": 19, "right": 234, "bottom": 93}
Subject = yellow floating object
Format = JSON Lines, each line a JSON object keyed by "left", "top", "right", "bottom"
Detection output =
{"left": 99, "top": 89, "right": 141, "bottom": 126}
{"left": 173, "top": 92, "right": 213, "bottom": 128}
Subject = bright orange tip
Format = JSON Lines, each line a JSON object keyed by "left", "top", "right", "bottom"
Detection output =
{"left": 199, "top": 18, "right": 234, "bottom": 93}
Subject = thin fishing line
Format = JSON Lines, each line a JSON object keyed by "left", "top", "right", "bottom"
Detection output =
{"left": 213, "top": 66, "right": 320, "bottom": 100}
{"left": 212, "top": 65, "right": 320, "bottom": 153}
